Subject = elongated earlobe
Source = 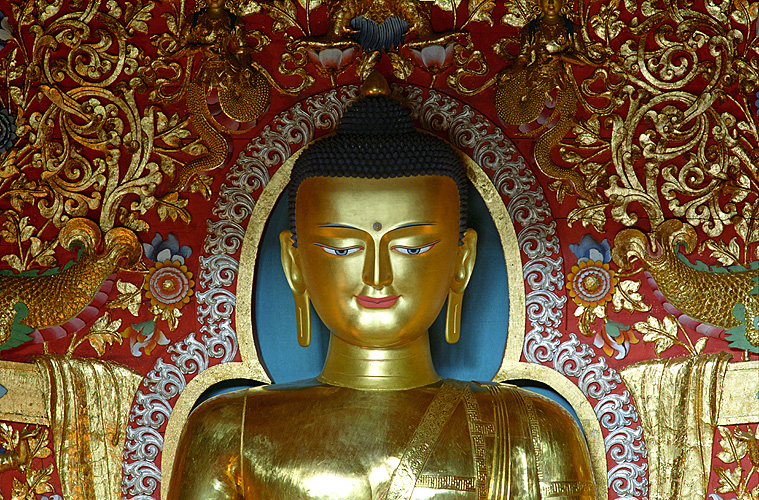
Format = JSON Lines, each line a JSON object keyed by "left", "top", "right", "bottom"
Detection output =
{"left": 294, "top": 292, "right": 311, "bottom": 347}
{"left": 446, "top": 229, "right": 477, "bottom": 344}
{"left": 445, "top": 290, "right": 463, "bottom": 344}
{"left": 280, "top": 230, "right": 310, "bottom": 347}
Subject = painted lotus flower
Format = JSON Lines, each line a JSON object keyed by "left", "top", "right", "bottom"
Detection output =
{"left": 143, "top": 233, "right": 191, "bottom": 264}
{"left": 567, "top": 259, "right": 618, "bottom": 308}
{"left": 308, "top": 47, "right": 357, "bottom": 86}
{"left": 144, "top": 260, "right": 194, "bottom": 325}
{"left": 594, "top": 319, "right": 639, "bottom": 359}
{"left": 122, "top": 319, "right": 169, "bottom": 357}
{"left": 569, "top": 233, "right": 612, "bottom": 264}
{"left": 143, "top": 233, "right": 194, "bottom": 330}
{"left": 308, "top": 47, "right": 356, "bottom": 70}
{"left": 567, "top": 234, "right": 617, "bottom": 308}
{"left": 567, "top": 234, "right": 637, "bottom": 359}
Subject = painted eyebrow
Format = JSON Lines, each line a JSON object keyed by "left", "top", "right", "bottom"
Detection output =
{"left": 317, "top": 223, "right": 435, "bottom": 230}
{"left": 392, "top": 223, "right": 435, "bottom": 230}
{"left": 318, "top": 224, "right": 360, "bottom": 229}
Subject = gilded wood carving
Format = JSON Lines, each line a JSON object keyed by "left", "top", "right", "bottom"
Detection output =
{"left": 0, "top": 0, "right": 754, "bottom": 498}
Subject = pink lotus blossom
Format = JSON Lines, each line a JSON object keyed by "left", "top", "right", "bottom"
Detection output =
{"left": 309, "top": 47, "right": 356, "bottom": 70}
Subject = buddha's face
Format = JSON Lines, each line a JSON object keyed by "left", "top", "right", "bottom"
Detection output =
{"left": 540, "top": 0, "right": 563, "bottom": 16}
{"left": 281, "top": 175, "right": 476, "bottom": 348}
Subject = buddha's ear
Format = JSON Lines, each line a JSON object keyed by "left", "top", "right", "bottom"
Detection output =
{"left": 280, "top": 230, "right": 311, "bottom": 347}
{"left": 451, "top": 228, "right": 477, "bottom": 294}
{"left": 280, "top": 230, "right": 307, "bottom": 295}
{"left": 446, "top": 229, "right": 478, "bottom": 344}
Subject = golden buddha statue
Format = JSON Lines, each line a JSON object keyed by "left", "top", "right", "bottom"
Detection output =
{"left": 167, "top": 79, "right": 596, "bottom": 500}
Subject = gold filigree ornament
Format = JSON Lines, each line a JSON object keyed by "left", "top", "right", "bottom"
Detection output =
{"left": 146, "top": 0, "right": 331, "bottom": 209}
{"left": 147, "top": 0, "right": 271, "bottom": 203}
{"left": 293, "top": 0, "right": 447, "bottom": 50}
{"left": 258, "top": 0, "right": 492, "bottom": 89}
{"left": 1, "top": 0, "right": 175, "bottom": 232}
{"left": 632, "top": 314, "right": 709, "bottom": 358}
{"left": 489, "top": 0, "right": 606, "bottom": 203}
{"left": 551, "top": 0, "right": 759, "bottom": 241}
{"left": 714, "top": 424, "right": 759, "bottom": 500}
{"left": 448, "top": 0, "right": 759, "bottom": 248}
{"left": 0, "top": 424, "right": 54, "bottom": 500}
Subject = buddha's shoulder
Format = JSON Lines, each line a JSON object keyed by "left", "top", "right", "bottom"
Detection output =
{"left": 182, "top": 389, "right": 247, "bottom": 435}
{"left": 187, "top": 378, "right": 368, "bottom": 426}
{"left": 469, "top": 381, "right": 595, "bottom": 492}
{"left": 469, "top": 380, "right": 569, "bottom": 410}
{"left": 469, "top": 381, "right": 587, "bottom": 445}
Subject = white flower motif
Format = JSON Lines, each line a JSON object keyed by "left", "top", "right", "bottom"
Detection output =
{"left": 411, "top": 43, "right": 455, "bottom": 71}
{"left": 309, "top": 47, "right": 356, "bottom": 70}
{"left": 0, "top": 14, "right": 12, "bottom": 44}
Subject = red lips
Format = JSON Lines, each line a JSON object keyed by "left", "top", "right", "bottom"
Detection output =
{"left": 355, "top": 295, "right": 400, "bottom": 308}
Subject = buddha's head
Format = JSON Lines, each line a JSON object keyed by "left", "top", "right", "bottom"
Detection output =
{"left": 539, "top": 0, "right": 566, "bottom": 18}
{"left": 280, "top": 93, "right": 477, "bottom": 350}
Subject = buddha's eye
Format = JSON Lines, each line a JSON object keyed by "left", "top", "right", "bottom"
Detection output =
{"left": 314, "top": 244, "right": 363, "bottom": 256}
{"left": 392, "top": 242, "right": 437, "bottom": 255}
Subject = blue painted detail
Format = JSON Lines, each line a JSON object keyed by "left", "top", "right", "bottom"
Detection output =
{"left": 0, "top": 107, "right": 16, "bottom": 154}
{"left": 143, "top": 233, "right": 192, "bottom": 264}
{"left": 569, "top": 233, "right": 611, "bottom": 263}
{"left": 0, "top": 383, "right": 6, "bottom": 398}
{"left": 350, "top": 16, "right": 408, "bottom": 51}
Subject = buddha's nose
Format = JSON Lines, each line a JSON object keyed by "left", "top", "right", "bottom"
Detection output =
{"left": 362, "top": 243, "right": 392, "bottom": 288}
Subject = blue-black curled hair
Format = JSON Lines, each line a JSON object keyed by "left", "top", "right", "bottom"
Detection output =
{"left": 288, "top": 95, "right": 468, "bottom": 246}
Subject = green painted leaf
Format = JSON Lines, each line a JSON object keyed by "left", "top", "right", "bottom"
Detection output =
{"left": 604, "top": 320, "right": 629, "bottom": 339}
{"left": 132, "top": 319, "right": 156, "bottom": 337}
{"left": 726, "top": 303, "right": 759, "bottom": 353}
{"left": 0, "top": 302, "right": 35, "bottom": 352}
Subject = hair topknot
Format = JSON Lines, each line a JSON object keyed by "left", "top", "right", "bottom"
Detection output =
{"left": 288, "top": 95, "right": 468, "bottom": 245}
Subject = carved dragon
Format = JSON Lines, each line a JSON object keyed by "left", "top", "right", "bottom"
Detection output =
{"left": 612, "top": 219, "right": 759, "bottom": 348}
{"left": 154, "top": 0, "right": 271, "bottom": 195}
{"left": 0, "top": 218, "right": 142, "bottom": 346}
{"left": 495, "top": 9, "right": 601, "bottom": 203}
